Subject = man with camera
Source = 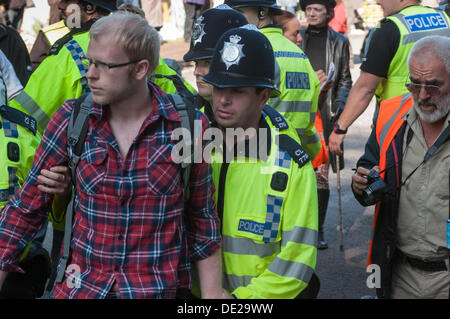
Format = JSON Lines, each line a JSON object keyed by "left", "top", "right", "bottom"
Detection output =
{"left": 352, "top": 35, "right": 450, "bottom": 299}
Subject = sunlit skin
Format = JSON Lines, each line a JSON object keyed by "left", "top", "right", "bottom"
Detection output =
{"left": 376, "top": 0, "right": 418, "bottom": 18}
{"left": 408, "top": 53, "right": 450, "bottom": 124}
{"left": 283, "top": 17, "right": 302, "bottom": 46}
{"left": 194, "top": 59, "right": 213, "bottom": 102}
{"left": 212, "top": 86, "right": 270, "bottom": 132}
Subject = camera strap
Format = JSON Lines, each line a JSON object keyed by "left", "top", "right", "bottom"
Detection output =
{"left": 400, "top": 124, "right": 450, "bottom": 188}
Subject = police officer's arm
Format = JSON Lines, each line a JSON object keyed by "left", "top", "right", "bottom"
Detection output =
{"left": 328, "top": 71, "right": 381, "bottom": 156}
{"left": 232, "top": 163, "right": 318, "bottom": 299}
{"left": 0, "top": 101, "right": 71, "bottom": 274}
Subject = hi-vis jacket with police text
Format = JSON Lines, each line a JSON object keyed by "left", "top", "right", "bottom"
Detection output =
{"left": 260, "top": 27, "right": 321, "bottom": 160}
{"left": 375, "top": 5, "right": 450, "bottom": 102}
{"left": 10, "top": 30, "right": 91, "bottom": 132}
{"left": 211, "top": 106, "right": 318, "bottom": 299}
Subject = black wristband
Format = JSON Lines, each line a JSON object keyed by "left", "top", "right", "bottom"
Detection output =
{"left": 333, "top": 123, "right": 347, "bottom": 134}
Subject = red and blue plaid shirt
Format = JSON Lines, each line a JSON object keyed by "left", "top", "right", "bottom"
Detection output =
{"left": 0, "top": 82, "right": 221, "bottom": 298}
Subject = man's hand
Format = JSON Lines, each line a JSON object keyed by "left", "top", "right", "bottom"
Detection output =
{"left": 37, "top": 166, "right": 71, "bottom": 198}
{"left": 352, "top": 166, "right": 379, "bottom": 195}
{"left": 328, "top": 130, "right": 345, "bottom": 156}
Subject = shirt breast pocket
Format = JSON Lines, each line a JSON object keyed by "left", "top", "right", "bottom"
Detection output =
{"left": 77, "top": 140, "right": 108, "bottom": 195}
{"left": 146, "top": 143, "right": 181, "bottom": 196}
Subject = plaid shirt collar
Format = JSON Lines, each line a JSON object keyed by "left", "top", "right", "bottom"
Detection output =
{"left": 89, "top": 80, "right": 181, "bottom": 126}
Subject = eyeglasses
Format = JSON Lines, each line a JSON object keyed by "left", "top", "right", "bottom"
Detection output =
{"left": 405, "top": 82, "right": 442, "bottom": 97}
{"left": 81, "top": 56, "right": 140, "bottom": 71}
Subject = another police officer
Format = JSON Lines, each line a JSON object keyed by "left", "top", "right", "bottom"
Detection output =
{"left": 329, "top": 0, "right": 450, "bottom": 156}
{"left": 225, "top": 0, "right": 322, "bottom": 160}
{"left": 182, "top": 4, "right": 249, "bottom": 118}
{"left": 0, "top": 51, "right": 49, "bottom": 299}
{"left": 202, "top": 25, "right": 319, "bottom": 298}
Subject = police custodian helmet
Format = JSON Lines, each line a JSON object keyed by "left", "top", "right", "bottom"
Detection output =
{"left": 225, "top": 0, "right": 283, "bottom": 15}
{"left": 183, "top": 5, "right": 248, "bottom": 62}
{"left": 82, "top": 0, "right": 117, "bottom": 12}
{"left": 202, "top": 25, "right": 280, "bottom": 96}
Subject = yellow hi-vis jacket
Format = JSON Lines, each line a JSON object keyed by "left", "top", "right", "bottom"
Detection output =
{"left": 260, "top": 27, "right": 321, "bottom": 160}
{"left": 211, "top": 105, "right": 318, "bottom": 299}
{"left": 374, "top": 5, "right": 450, "bottom": 102}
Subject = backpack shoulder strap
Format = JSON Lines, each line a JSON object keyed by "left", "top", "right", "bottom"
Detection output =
{"left": 67, "top": 93, "right": 91, "bottom": 182}
{"left": 55, "top": 93, "right": 91, "bottom": 284}
{"left": 167, "top": 93, "right": 196, "bottom": 202}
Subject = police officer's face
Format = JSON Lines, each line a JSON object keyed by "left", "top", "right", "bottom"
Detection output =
{"left": 212, "top": 86, "right": 270, "bottom": 131}
{"left": 409, "top": 54, "right": 450, "bottom": 123}
{"left": 305, "top": 4, "right": 328, "bottom": 27}
{"left": 283, "top": 17, "right": 302, "bottom": 47}
{"left": 194, "top": 59, "right": 213, "bottom": 102}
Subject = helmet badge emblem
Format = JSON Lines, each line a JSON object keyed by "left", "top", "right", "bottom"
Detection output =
{"left": 192, "top": 16, "right": 206, "bottom": 46}
{"left": 220, "top": 34, "right": 245, "bottom": 70}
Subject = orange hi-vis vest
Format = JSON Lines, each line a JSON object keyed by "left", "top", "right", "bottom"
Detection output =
{"left": 311, "top": 111, "right": 328, "bottom": 169}
{"left": 367, "top": 93, "right": 413, "bottom": 266}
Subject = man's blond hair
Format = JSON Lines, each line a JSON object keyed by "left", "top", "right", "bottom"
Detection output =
{"left": 90, "top": 11, "right": 160, "bottom": 75}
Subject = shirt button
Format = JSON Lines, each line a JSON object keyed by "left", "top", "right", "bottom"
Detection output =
{"left": 118, "top": 234, "right": 124, "bottom": 240}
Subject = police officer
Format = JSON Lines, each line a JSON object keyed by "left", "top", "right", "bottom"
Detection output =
{"left": 329, "top": 0, "right": 450, "bottom": 156}
{"left": 225, "top": 0, "right": 322, "bottom": 160}
{"left": 182, "top": 4, "right": 249, "bottom": 118}
{"left": 202, "top": 25, "right": 319, "bottom": 298}
{"left": 0, "top": 52, "right": 50, "bottom": 299}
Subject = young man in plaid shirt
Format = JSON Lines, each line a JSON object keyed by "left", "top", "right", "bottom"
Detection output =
{"left": 0, "top": 12, "right": 226, "bottom": 299}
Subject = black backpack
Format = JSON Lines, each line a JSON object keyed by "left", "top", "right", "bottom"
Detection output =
{"left": 55, "top": 92, "right": 197, "bottom": 283}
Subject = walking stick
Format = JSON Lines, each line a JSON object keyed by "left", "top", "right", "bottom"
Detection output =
{"left": 336, "top": 155, "right": 344, "bottom": 251}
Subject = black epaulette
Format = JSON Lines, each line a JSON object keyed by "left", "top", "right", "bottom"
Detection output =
{"left": 263, "top": 105, "right": 289, "bottom": 131}
{"left": 277, "top": 134, "right": 310, "bottom": 169}
{"left": 48, "top": 20, "right": 96, "bottom": 56}
{"left": 0, "top": 104, "right": 37, "bottom": 135}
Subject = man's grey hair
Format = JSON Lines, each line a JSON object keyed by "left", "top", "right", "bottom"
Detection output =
{"left": 407, "top": 35, "right": 450, "bottom": 74}
{"left": 89, "top": 11, "right": 160, "bottom": 75}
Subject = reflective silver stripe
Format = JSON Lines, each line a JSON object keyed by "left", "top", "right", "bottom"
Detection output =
{"left": 267, "top": 257, "right": 314, "bottom": 282}
{"left": 379, "top": 94, "right": 410, "bottom": 151}
{"left": 223, "top": 273, "right": 255, "bottom": 291}
{"left": 14, "top": 91, "right": 50, "bottom": 130}
{"left": 281, "top": 226, "right": 318, "bottom": 247}
{"left": 403, "top": 28, "right": 450, "bottom": 44}
{"left": 222, "top": 235, "right": 280, "bottom": 258}
{"left": 300, "top": 133, "right": 320, "bottom": 145}
{"left": 270, "top": 100, "right": 312, "bottom": 113}
{"left": 274, "top": 59, "right": 281, "bottom": 89}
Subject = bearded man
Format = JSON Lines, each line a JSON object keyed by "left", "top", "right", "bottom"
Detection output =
{"left": 352, "top": 35, "right": 450, "bottom": 299}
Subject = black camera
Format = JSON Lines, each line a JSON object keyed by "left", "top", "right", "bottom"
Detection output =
{"left": 361, "top": 169, "right": 390, "bottom": 206}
